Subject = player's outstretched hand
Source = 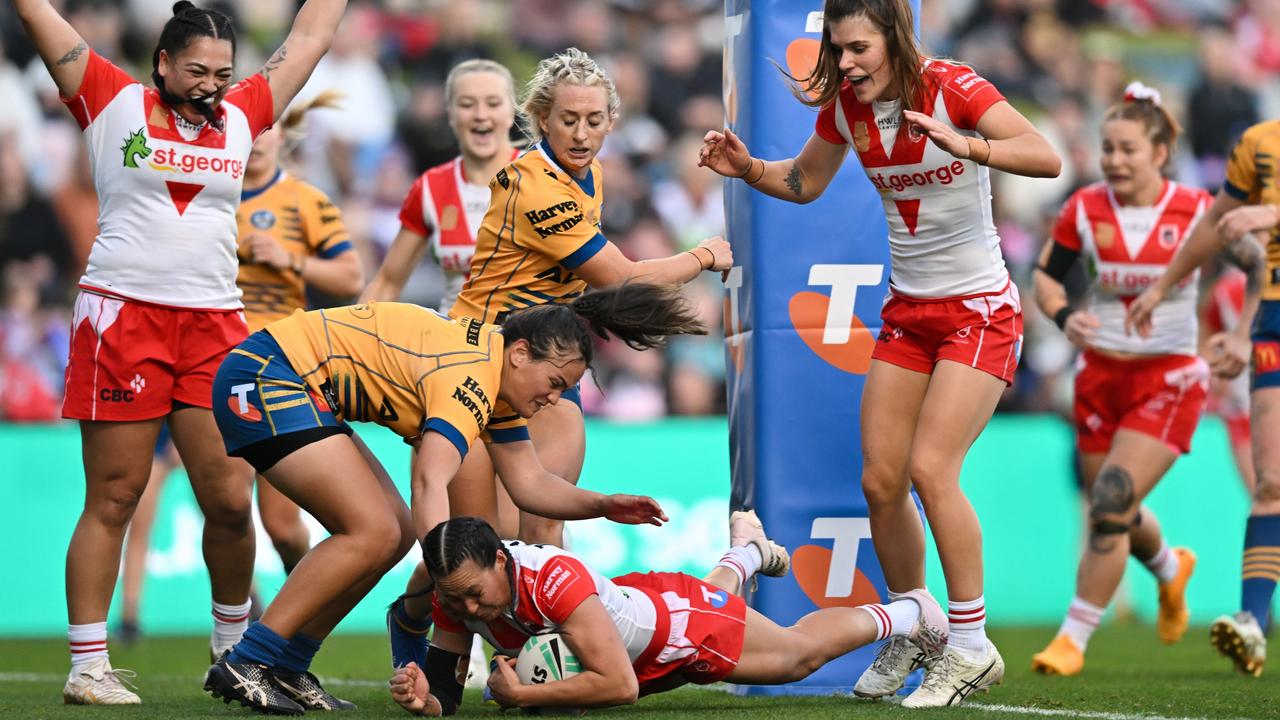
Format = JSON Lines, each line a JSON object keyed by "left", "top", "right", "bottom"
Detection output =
{"left": 603, "top": 494, "right": 668, "bottom": 527}
{"left": 388, "top": 662, "right": 442, "bottom": 716}
{"left": 1124, "top": 285, "right": 1165, "bottom": 338}
{"left": 1206, "top": 331, "right": 1250, "bottom": 379}
{"left": 699, "top": 128, "right": 752, "bottom": 179}
{"left": 904, "top": 110, "right": 972, "bottom": 159}
{"left": 486, "top": 656, "right": 522, "bottom": 710}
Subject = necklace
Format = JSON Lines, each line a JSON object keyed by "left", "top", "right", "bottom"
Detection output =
{"left": 173, "top": 112, "right": 207, "bottom": 133}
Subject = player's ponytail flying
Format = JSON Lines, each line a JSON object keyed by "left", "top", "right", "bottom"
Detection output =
{"left": 279, "top": 89, "right": 344, "bottom": 152}
{"left": 500, "top": 282, "right": 705, "bottom": 369}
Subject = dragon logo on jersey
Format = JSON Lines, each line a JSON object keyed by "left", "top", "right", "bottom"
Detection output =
{"left": 120, "top": 129, "right": 153, "bottom": 169}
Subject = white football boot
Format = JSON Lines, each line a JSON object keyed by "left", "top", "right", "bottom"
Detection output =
{"left": 853, "top": 635, "right": 926, "bottom": 698}
{"left": 901, "top": 640, "right": 1004, "bottom": 708}
{"left": 1211, "top": 611, "right": 1267, "bottom": 677}
{"left": 62, "top": 657, "right": 141, "bottom": 705}
{"left": 729, "top": 509, "right": 790, "bottom": 579}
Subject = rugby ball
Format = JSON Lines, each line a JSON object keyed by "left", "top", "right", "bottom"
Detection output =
{"left": 516, "top": 633, "right": 581, "bottom": 685}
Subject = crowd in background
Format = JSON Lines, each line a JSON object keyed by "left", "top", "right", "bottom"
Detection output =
{"left": 0, "top": 0, "right": 1276, "bottom": 421}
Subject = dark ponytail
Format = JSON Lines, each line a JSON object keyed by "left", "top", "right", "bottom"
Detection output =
{"left": 423, "top": 517, "right": 504, "bottom": 579}
{"left": 500, "top": 282, "right": 706, "bottom": 369}
{"left": 151, "top": 1, "right": 237, "bottom": 127}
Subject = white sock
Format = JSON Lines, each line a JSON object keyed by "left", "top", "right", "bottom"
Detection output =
{"left": 69, "top": 622, "right": 108, "bottom": 671}
{"left": 860, "top": 599, "right": 920, "bottom": 641}
{"left": 715, "top": 545, "right": 762, "bottom": 587}
{"left": 211, "top": 600, "right": 252, "bottom": 650}
{"left": 946, "top": 596, "right": 989, "bottom": 659}
{"left": 1058, "top": 597, "right": 1104, "bottom": 652}
{"left": 1142, "top": 541, "right": 1180, "bottom": 585}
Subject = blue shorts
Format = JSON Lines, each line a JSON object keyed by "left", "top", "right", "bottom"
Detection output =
{"left": 211, "top": 330, "right": 351, "bottom": 472}
{"left": 1252, "top": 301, "right": 1280, "bottom": 391}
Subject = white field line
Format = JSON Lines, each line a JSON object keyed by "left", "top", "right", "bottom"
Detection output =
{"left": 971, "top": 702, "right": 1257, "bottom": 720}
{"left": 0, "top": 673, "right": 1263, "bottom": 720}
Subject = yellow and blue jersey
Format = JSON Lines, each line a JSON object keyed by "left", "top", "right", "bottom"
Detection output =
{"left": 236, "top": 171, "right": 353, "bottom": 331}
{"left": 451, "top": 140, "right": 607, "bottom": 324}
{"left": 262, "top": 303, "right": 528, "bottom": 456}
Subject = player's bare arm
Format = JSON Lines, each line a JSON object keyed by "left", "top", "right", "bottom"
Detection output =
{"left": 487, "top": 597, "right": 638, "bottom": 710}
{"left": 960, "top": 101, "right": 1061, "bottom": 178}
{"left": 574, "top": 235, "right": 731, "bottom": 288}
{"left": 409, "top": 433, "right": 464, "bottom": 544}
{"left": 262, "top": 0, "right": 348, "bottom": 120}
{"left": 699, "top": 127, "right": 847, "bottom": 204}
{"left": 487, "top": 440, "right": 667, "bottom": 525}
{"left": 12, "top": 0, "right": 90, "bottom": 98}
{"left": 1127, "top": 192, "right": 1246, "bottom": 337}
{"left": 1208, "top": 233, "right": 1267, "bottom": 379}
{"left": 361, "top": 227, "right": 431, "bottom": 303}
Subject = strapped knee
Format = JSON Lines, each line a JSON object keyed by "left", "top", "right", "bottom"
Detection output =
{"left": 1088, "top": 466, "right": 1136, "bottom": 549}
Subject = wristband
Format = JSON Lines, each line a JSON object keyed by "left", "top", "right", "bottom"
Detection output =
{"left": 975, "top": 137, "right": 991, "bottom": 166}
{"left": 735, "top": 158, "right": 755, "bottom": 179}
{"left": 1053, "top": 306, "right": 1074, "bottom": 330}
{"left": 686, "top": 249, "right": 710, "bottom": 271}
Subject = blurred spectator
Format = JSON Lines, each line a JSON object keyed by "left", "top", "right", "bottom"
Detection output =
{"left": 0, "top": 133, "right": 73, "bottom": 280}
{"left": 1188, "top": 24, "right": 1260, "bottom": 189}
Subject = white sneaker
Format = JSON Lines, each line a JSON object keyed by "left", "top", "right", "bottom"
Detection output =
{"left": 901, "top": 641, "right": 1004, "bottom": 708}
{"left": 1211, "top": 612, "right": 1267, "bottom": 677}
{"left": 62, "top": 657, "right": 141, "bottom": 705}
{"left": 729, "top": 509, "right": 790, "bottom": 578}
{"left": 853, "top": 636, "right": 926, "bottom": 698}
{"left": 902, "top": 589, "right": 950, "bottom": 663}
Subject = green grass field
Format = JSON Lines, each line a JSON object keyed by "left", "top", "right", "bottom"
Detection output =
{"left": 2, "top": 624, "right": 1276, "bottom": 720}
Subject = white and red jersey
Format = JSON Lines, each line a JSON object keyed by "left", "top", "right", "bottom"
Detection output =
{"left": 816, "top": 59, "right": 1007, "bottom": 298}
{"left": 398, "top": 150, "right": 520, "bottom": 312}
{"left": 1053, "top": 181, "right": 1211, "bottom": 355}
{"left": 63, "top": 50, "right": 273, "bottom": 310}
{"left": 1204, "top": 269, "right": 1251, "bottom": 418}
{"left": 432, "top": 541, "right": 659, "bottom": 663}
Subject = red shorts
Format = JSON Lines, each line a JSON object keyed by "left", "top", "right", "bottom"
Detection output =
{"left": 612, "top": 572, "right": 746, "bottom": 692}
{"left": 1073, "top": 350, "right": 1208, "bottom": 455}
{"left": 872, "top": 283, "right": 1022, "bottom": 384}
{"left": 63, "top": 292, "right": 248, "bottom": 421}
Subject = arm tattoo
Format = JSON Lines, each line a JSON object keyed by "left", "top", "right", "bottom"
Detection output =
{"left": 1223, "top": 234, "right": 1267, "bottom": 295}
{"left": 56, "top": 42, "right": 87, "bottom": 66}
{"left": 260, "top": 45, "right": 288, "bottom": 80}
{"left": 784, "top": 165, "right": 802, "bottom": 198}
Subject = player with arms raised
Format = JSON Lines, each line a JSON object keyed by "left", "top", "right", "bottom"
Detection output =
{"left": 9, "top": 0, "right": 348, "bottom": 705}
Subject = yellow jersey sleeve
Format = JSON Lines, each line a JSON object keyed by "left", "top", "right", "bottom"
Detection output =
{"left": 482, "top": 400, "right": 530, "bottom": 444}
{"left": 514, "top": 168, "right": 606, "bottom": 270}
{"left": 1224, "top": 123, "right": 1265, "bottom": 203}
{"left": 297, "top": 183, "right": 354, "bottom": 260}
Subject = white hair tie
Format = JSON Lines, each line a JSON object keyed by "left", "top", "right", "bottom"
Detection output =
{"left": 1123, "top": 81, "right": 1162, "bottom": 106}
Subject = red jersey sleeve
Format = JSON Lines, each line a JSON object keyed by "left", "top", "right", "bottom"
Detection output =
{"left": 1051, "top": 192, "right": 1083, "bottom": 251}
{"left": 397, "top": 175, "right": 432, "bottom": 237}
{"left": 62, "top": 50, "right": 135, "bottom": 130}
{"left": 815, "top": 98, "right": 847, "bottom": 145}
{"left": 223, "top": 74, "right": 274, "bottom": 139}
{"left": 532, "top": 555, "right": 597, "bottom": 625}
{"left": 431, "top": 593, "right": 467, "bottom": 633}
{"left": 936, "top": 64, "right": 1005, "bottom": 131}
